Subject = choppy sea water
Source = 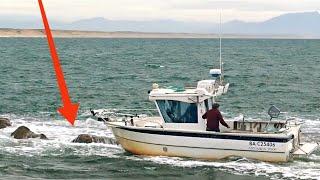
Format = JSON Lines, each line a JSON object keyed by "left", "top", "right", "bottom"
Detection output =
{"left": 0, "top": 38, "right": 319, "bottom": 179}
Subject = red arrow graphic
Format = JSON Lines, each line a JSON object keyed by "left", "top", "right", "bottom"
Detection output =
{"left": 38, "top": 0, "right": 79, "bottom": 125}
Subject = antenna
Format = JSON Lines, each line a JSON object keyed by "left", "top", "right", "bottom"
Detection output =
{"left": 219, "top": 11, "right": 223, "bottom": 82}
{"left": 209, "top": 11, "right": 225, "bottom": 81}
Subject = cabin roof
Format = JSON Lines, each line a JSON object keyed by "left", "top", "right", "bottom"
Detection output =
{"left": 149, "top": 87, "right": 213, "bottom": 103}
{"left": 150, "top": 88, "right": 202, "bottom": 96}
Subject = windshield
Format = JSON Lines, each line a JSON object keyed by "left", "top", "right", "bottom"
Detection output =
{"left": 156, "top": 100, "right": 198, "bottom": 123}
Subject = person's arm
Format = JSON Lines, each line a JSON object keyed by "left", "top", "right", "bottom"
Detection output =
{"left": 218, "top": 111, "right": 230, "bottom": 128}
{"left": 202, "top": 112, "right": 207, "bottom": 119}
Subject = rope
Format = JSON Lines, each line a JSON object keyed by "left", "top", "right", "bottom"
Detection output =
{"left": 296, "top": 145, "right": 308, "bottom": 155}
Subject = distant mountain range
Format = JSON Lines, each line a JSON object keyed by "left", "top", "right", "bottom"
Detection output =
{"left": 1, "top": 11, "right": 319, "bottom": 37}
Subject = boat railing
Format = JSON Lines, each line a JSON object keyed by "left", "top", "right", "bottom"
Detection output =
{"left": 232, "top": 119, "right": 289, "bottom": 133}
{"left": 90, "top": 108, "right": 158, "bottom": 122}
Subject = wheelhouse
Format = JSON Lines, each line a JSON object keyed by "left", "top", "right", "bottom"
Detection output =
{"left": 149, "top": 82, "right": 218, "bottom": 131}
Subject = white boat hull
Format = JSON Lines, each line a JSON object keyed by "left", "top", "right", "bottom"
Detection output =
{"left": 110, "top": 125, "right": 295, "bottom": 162}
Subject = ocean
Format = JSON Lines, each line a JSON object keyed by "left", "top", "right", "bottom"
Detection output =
{"left": 0, "top": 38, "right": 319, "bottom": 179}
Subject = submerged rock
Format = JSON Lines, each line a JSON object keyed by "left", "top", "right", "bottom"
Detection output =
{"left": 11, "top": 126, "right": 48, "bottom": 140}
{"left": 72, "top": 134, "right": 118, "bottom": 145}
{"left": 0, "top": 118, "right": 11, "bottom": 129}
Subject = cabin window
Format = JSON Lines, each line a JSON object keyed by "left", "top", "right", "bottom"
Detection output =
{"left": 156, "top": 100, "right": 198, "bottom": 123}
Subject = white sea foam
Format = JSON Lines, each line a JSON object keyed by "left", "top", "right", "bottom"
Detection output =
{"left": 127, "top": 156, "right": 320, "bottom": 180}
{"left": 0, "top": 114, "right": 123, "bottom": 158}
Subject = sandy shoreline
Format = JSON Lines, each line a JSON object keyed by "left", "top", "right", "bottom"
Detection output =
{"left": 0, "top": 28, "right": 318, "bottom": 39}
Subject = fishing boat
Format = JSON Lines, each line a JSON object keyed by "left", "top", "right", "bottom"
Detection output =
{"left": 92, "top": 75, "right": 318, "bottom": 162}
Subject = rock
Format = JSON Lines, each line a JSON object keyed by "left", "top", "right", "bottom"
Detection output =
{"left": 0, "top": 118, "right": 11, "bottom": 129}
{"left": 72, "top": 134, "right": 118, "bottom": 145}
{"left": 72, "top": 134, "right": 94, "bottom": 143}
{"left": 11, "top": 126, "right": 48, "bottom": 140}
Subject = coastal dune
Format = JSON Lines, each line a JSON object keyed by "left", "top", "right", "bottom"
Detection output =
{"left": 0, "top": 28, "right": 307, "bottom": 39}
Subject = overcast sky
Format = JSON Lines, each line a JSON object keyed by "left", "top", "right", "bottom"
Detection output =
{"left": 1, "top": 0, "right": 320, "bottom": 22}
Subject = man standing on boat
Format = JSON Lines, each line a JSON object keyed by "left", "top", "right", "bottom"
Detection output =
{"left": 202, "top": 103, "right": 230, "bottom": 132}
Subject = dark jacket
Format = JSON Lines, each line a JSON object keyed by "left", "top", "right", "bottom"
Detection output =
{"left": 202, "top": 109, "right": 229, "bottom": 132}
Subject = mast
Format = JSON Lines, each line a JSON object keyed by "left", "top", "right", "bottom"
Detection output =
{"left": 219, "top": 12, "right": 223, "bottom": 82}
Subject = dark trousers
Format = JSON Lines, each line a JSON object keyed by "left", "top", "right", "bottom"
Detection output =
{"left": 206, "top": 128, "right": 220, "bottom": 132}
